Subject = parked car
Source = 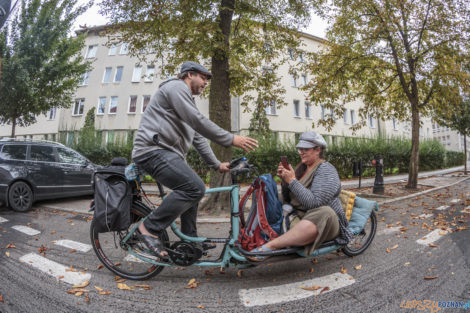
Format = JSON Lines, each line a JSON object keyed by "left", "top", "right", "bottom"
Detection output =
{"left": 0, "top": 139, "right": 97, "bottom": 212}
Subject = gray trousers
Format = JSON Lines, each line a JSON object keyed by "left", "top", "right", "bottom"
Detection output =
{"left": 134, "top": 149, "right": 206, "bottom": 237}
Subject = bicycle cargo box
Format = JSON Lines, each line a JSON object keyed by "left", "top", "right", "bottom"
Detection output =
{"left": 93, "top": 169, "right": 132, "bottom": 233}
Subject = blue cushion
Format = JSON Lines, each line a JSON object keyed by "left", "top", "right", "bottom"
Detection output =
{"left": 348, "top": 196, "right": 378, "bottom": 235}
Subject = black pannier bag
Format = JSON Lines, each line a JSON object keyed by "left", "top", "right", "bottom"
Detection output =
{"left": 93, "top": 168, "right": 132, "bottom": 233}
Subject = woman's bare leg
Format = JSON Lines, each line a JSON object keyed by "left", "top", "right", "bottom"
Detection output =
{"left": 264, "top": 220, "right": 318, "bottom": 250}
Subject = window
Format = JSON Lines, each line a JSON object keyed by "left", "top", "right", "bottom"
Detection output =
{"left": 1, "top": 145, "right": 27, "bottom": 160}
{"left": 287, "top": 48, "right": 295, "bottom": 60}
{"left": 73, "top": 98, "right": 85, "bottom": 116}
{"left": 109, "top": 96, "right": 118, "bottom": 114}
{"left": 264, "top": 42, "right": 273, "bottom": 54}
{"left": 368, "top": 114, "right": 375, "bottom": 128}
{"left": 350, "top": 109, "right": 356, "bottom": 125}
{"left": 107, "top": 131, "right": 115, "bottom": 143}
{"left": 114, "top": 66, "right": 123, "bottom": 82}
{"left": 343, "top": 110, "right": 348, "bottom": 124}
{"left": 97, "top": 97, "right": 106, "bottom": 115}
{"left": 46, "top": 107, "right": 56, "bottom": 120}
{"left": 301, "top": 74, "right": 308, "bottom": 86}
{"left": 30, "top": 145, "right": 56, "bottom": 162}
{"left": 298, "top": 52, "right": 304, "bottom": 62}
{"left": 321, "top": 105, "right": 325, "bottom": 120}
{"left": 264, "top": 100, "right": 276, "bottom": 115}
{"left": 119, "top": 43, "right": 129, "bottom": 54}
{"left": 392, "top": 118, "right": 398, "bottom": 130}
{"left": 291, "top": 74, "right": 298, "bottom": 88}
{"left": 132, "top": 66, "right": 142, "bottom": 82}
{"left": 79, "top": 71, "right": 90, "bottom": 86}
{"left": 305, "top": 102, "right": 311, "bottom": 118}
{"left": 103, "top": 67, "right": 112, "bottom": 83}
{"left": 144, "top": 66, "right": 155, "bottom": 82}
{"left": 293, "top": 100, "right": 300, "bottom": 117}
{"left": 142, "top": 95, "right": 151, "bottom": 112}
{"left": 128, "top": 96, "right": 137, "bottom": 113}
{"left": 86, "top": 45, "right": 98, "bottom": 58}
{"left": 330, "top": 108, "right": 335, "bottom": 119}
{"left": 108, "top": 44, "right": 118, "bottom": 56}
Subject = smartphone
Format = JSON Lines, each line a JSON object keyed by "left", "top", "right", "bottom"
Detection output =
{"left": 280, "top": 156, "right": 289, "bottom": 169}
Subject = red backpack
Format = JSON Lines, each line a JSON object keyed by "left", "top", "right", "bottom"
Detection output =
{"left": 238, "top": 175, "right": 283, "bottom": 251}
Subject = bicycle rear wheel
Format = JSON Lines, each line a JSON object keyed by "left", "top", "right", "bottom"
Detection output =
{"left": 342, "top": 211, "right": 377, "bottom": 257}
{"left": 90, "top": 201, "right": 169, "bottom": 280}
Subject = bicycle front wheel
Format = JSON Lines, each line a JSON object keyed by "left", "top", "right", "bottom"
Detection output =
{"left": 90, "top": 201, "right": 169, "bottom": 280}
{"left": 342, "top": 211, "right": 377, "bottom": 257}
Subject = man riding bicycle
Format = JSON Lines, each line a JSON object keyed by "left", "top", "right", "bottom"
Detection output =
{"left": 132, "top": 61, "right": 258, "bottom": 259}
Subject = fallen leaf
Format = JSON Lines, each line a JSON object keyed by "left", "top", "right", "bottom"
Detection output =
{"left": 96, "top": 265, "right": 104, "bottom": 270}
{"left": 186, "top": 278, "right": 200, "bottom": 289}
{"left": 58, "top": 275, "right": 64, "bottom": 280}
{"left": 311, "top": 258, "right": 318, "bottom": 264}
{"left": 237, "top": 270, "right": 243, "bottom": 277}
{"left": 390, "top": 244, "right": 398, "bottom": 250}
{"left": 386, "top": 248, "right": 391, "bottom": 253}
{"left": 85, "top": 294, "right": 90, "bottom": 303}
{"left": 97, "top": 291, "right": 111, "bottom": 295}
{"left": 75, "top": 292, "right": 83, "bottom": 297}
{"left": 320, "top": 287, "right": 330, "bottom": 294}
{"left": 300, "top": 285, "right": 322, "bottom": 291}
{"left": 196, "top": 305, "right": 205, "bottom": 309}
{"left": 117, "top": 283, "right": 132, "bottom": 290}
{"left": 354, "top": 265, "right": 362, "bottom": 270}
{"left": 5, "top": 251, "right": 10, "bottom": 257}
{"left": 27, "top": 222, "right": 32, "bottom": 226}
{"left": 94, "top": 286, "right": 104, "bottom": 292}
{"left": 309, "top": 267, "right": 314, "bottom": 273}
{"left": 66, "top": 288, "right": 89, "bottom": 294}
{"left": 5, "top": 243, "right": 16, "bottom": 248}
{"left": 50, "top": 231, "right": 56, "bottom": 234}
{"left": 340, "top": 266, "right": 347, "bottom": 274}
{"left": 69, "top": 249, "right": 77, "bottom": 253}
{"left": 73, "top": 280, "right": 89, "bottom": 288}
{"left": 135, "top": 284, "right": 151, "bottom": 290}
{"left": 428, "top": 243, "right": 438, "bottom": 248}
{"left": 424, "top": 275, "right": 438, "bottom": 280}
{"left": 0, "top": 294, "right": 3, "bottom": 302}
{"left": 404, "top": 262, "right": 410, "bottom": 266}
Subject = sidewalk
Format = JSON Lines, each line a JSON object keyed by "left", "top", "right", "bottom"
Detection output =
{"left": 36, "top": 164, "right": 469, "bottom": 220}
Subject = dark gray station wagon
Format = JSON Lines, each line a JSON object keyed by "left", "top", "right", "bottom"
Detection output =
{"left": 0, "top": 140, "right": 96, "bottom": 212}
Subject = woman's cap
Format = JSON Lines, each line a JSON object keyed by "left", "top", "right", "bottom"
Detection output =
{"left": 296, "top": 131, "right": 327, "bottom": 149}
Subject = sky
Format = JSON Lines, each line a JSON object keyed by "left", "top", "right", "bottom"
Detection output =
{"left": 73, "top": 1, "right": 328, "bottom": 38}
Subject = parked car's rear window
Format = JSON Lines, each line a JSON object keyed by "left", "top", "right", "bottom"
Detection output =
{"left": 0, "top": 145, "right": 27, "bottom": 160}
{"left": 30, "top": 145, "right": 56, "bottom": 162}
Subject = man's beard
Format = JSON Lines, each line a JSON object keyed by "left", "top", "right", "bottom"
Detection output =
{"left": 190, "top": 80, "right": 203, "bottom": 95}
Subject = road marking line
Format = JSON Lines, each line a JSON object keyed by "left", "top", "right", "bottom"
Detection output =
{"left": 450, "top": 199, "right": 460, "bottom": 204}
{"left": 239, "top": 272, "right": 355, "bottom": 307}
{"left": 416, "top": 229, "right": 449, "bottom": 246}
{"left": 418, "top": 213, "right": 433, "bottom": 219}
{"left": 0, "top": 217, "right": 8, "bottom": 223}
{"left": 12, "top": 225, "right": 41, "bottom": 236}
{"left": 435, "top": 205, "right": 449, "bottom": 211}
{"left": 54, "top": 240, "right": 92, "bottom": 253}
{"left": 378, "top": 226, "right": 401, "bottom": 235}
{"left": 19, "top": 253, "right": 91, "bottom": 285}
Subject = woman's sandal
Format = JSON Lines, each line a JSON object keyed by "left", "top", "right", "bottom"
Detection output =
{"left": 136, "top": 230, "right": 169, "bottom": 261}
{"left": 247, "top": 244, "right": 273, "bottom": 262}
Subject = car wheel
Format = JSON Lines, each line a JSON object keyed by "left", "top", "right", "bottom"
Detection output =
{"left": 8, "top": 182, "right": 33, "bottom": 212}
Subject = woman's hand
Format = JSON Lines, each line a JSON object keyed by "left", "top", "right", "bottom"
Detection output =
{"left": 277, "top": 162, "right": 296, "bottom": 185}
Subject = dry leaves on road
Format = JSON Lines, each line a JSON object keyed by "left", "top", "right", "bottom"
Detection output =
{"left": 186, "top": 278, "right": 200, "bottom": 289}
{"left": 300, "top": 285, "right": 321, "bottom": 291}
{"left": 424, "top": 275, "right": 438, "bottom": 280}
{"left": 196, "top": 305, "right": 205, "bottom": 309}
{"left": 5, "top": 251, "right": 10, "bottom": 257}
{"left": 340, "top": 266, "right": 347, "bottom": 274}
{"left": 355, "top": 265, "right": 362, "bottom": 270}
{"left": 0, "top": 294, "right": 3, "bottom": 302}
{"left": 5, "top": 243, "right": 16, "bottom": 249}
{"left": 135, "top": 285, "right": 152, "bottom": 290}
{"left": 428, "top": 243, "right": 438, "bottom": 248}
{"left": 117, "top": 283, "right": 132, "bottom": 290}
{"left": 73, "top": 280, "right": 89, "bottom": 288}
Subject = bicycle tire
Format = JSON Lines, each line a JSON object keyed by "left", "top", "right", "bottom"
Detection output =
{"left": 342, "top": 211, "right": 377, "bottom": 257}
{"left": 90, "top": 200, "right": 169, "bottom": 280}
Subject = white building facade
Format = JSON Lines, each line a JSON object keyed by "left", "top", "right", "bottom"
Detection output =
{"left": 0, "top": 26, "right": 435, "bottom": 147}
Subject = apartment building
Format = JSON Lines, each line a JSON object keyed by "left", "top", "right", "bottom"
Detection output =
{"left": 432, "top": 122, "right": 469, "bottom": 153}
{"left": 0, "top": 25, "right": 434, "bottom": 146}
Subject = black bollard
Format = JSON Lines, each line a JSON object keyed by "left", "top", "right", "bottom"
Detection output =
{"left": 373, "top": 154, "right": 384, "bottom": 194}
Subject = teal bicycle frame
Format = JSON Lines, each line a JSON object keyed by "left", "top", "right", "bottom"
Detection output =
{"left": 123, "top": 184, "right": 250, "bottom": 268}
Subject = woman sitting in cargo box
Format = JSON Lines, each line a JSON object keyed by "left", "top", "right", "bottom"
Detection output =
{"left": 250, "top": 131, "right": 352, "bottom": 260}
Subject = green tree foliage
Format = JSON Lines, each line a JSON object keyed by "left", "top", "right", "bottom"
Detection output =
{"left": 434, "top": 97, "right": 470, "bottom": 173}
{"left": 100, "top": 0, "right": 315, "bottom": 209}
{"left": 0, "top": 0, "right": 90, "bottom": 137}
{"left": 304, "top": 0, "right": 470, "bottom": 188}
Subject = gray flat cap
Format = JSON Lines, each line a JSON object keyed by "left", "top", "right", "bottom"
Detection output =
{"left": 180, "top": 61, "right": 212, "bottom": 79}
{"left": 296, "top": 131, "right": 327, "bottom": 149}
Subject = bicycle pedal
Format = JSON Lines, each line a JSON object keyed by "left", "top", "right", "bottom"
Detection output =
{"left": 202, "top": 243, "right": 216, "bottom": 251}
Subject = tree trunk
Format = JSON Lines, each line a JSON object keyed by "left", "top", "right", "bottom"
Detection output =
{"left": 200, "top": 0, "right": 235, "bottom": 212}
{"left": 464, "top": 133, "right": 467, "bottom": 175}
{"left": 407, "top": 105, "right": 420, "bottom": 189}
{"left": 10, "top": 118, "right": 16, "bottom": 138}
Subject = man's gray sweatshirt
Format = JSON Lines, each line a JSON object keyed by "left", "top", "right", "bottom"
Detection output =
{"left": 132, "top": 78, "right": 234, "bottom": 169}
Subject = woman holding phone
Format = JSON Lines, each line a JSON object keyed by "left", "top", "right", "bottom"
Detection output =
{"left": 250, "top": 131, "right": 352, "bottom": 260}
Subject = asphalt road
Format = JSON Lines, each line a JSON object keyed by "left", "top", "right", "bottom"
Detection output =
{"left": 0, "top": 179, "right": 469, "bottom": 313}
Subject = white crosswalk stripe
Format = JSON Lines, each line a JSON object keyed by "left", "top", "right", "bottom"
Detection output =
{"left": 239, "top": 272, "right": 355, "bottom": 307}
{"left": 12, "top": 225, "right": 41, "bottom": 236}
{"left": 54, "top": 240, "right": 92, "bottom": 253}
{"left": 435, "top": 205, "right": 449, "bottom": 211}
{"left": 0, "top": 217, "right": 8, "bottom": 223}
{"left": 416, "top": 229, "right": 449, "bottom": 245}
{"left": 450, "top": 199, "right": 460, "bottom": 204}
{"left": 19, "top": 253, "right": 91, "bottom": 285}
{"left": 418, "top": 213, "right": 433, "bottom": 219}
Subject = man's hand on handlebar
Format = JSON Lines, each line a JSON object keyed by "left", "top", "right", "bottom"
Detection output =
{"left": 232, "top": 135, "right": 258, "bottom": 152}
{"left": 218, "top": 162, "right": 230, "bottom": 173}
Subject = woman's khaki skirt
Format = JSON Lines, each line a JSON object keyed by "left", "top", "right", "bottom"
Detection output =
{"left": 290, "top": 206, "right": 340, "bottom": 256}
